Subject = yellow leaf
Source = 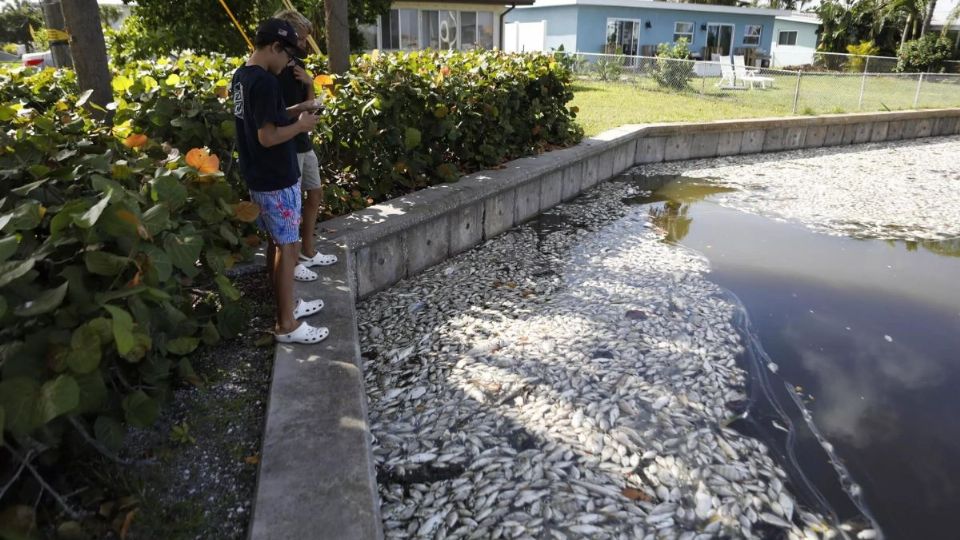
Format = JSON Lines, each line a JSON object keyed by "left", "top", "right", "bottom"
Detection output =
{"left": 233, "top": 201, "right": 260, "bottom": 223}
{"left": 38, "top": 205, "right": 46, "bottom": 219}
{"left": 165, "top": 73, "right": 181, "bottom": 86}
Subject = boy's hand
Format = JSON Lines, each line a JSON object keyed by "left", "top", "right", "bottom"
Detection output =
{"left": 297, "top": 111, "right": 319, "bottom": 132}
{"left": 293, "top": 65, "right": 314, "bottom": 86}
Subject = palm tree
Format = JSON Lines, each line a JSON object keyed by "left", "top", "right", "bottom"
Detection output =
{"left": 920, "top": 0, "right": 937, "bottom": 36}
{"left": 882, "top": 0, "right": 926, "bottom": 50}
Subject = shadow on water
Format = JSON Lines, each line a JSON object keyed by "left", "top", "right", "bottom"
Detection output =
{"left": 622, "top": 174, "right": 960, "bottom": 540}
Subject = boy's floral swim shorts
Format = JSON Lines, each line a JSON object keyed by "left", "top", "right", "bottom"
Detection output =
{"left": 248, "top": 181, "right": 302, "bottom": 245}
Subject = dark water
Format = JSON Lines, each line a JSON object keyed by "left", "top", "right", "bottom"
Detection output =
{"left": 628, "top": 177, "right": 960, "bottom": 540}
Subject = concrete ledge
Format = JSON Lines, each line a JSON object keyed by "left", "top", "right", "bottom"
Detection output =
{"left": 252, "top": 107, "right": 960, "bottom": 540}
{"left": 251, "top": 242, "right": 382, "bottom": 540}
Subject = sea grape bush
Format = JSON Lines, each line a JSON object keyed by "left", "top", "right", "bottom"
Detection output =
{"left": 0, "top": 49, "right": 580, "bottom": 528}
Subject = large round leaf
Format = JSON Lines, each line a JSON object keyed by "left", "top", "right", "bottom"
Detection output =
{"left": 166, "top": 336, "right": 199, "bottom": 356}
{"left": 122, "top": 390, "right": 159, "bottom": 428}
{"left": 75, "top": 371, "right": 108, "bottom": 414}
{"left": 14, "top": 281, "right": 68, "bottom": 317}
{"left": 0, "top": 259, "right": 35, "bottom": 288}
{"left": 84, "top": 251, "right": 130, "bottom": 276}
{"left": 36, "top": 374, "right": 80, "bottom": 424}
{"left": 0, "top": 377, "right": 40, "bottom": 435}
{"left": 73, "top": 192, "right": 112, "bottom": 229}
{"left": 163, "top": 233, "right": 202, "bottom": 277}
{"left": 0, "top": 235, "right": 18, "bottom": 262}
{"left": 103, "top": 305, "right": 135, "bottom": 355}
{"left": 67, "top": 324, "right": 102, "bottom": 374}
{"left": 94, "top": 415, "right": 125, "bottom": 452}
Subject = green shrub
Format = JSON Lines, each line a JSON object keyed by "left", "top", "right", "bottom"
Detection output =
{"left": 0, "top": 68, "right": 256, "bottom": 494}
{"left": 652, "top": 39, "right": 694, "bottom": 91}
{"left": 594, "top": 56, "right": 624, "bottom": 82}
{"left": 897, "top": 34, "right": 954, "bottom": 73}
{"left": 311, "top": 50, "right": 581, "bottom": 213}
{"left": 103, "top": 49, "right": 581, "bottom": 216}
{"left": 0, "top": 51, "right": 581, "bottom": 524}
{"left": 845, "top": 40, "right": 879, "bottom": 72}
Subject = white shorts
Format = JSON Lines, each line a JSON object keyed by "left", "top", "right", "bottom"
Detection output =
{"left": 297, "top": 150, "right": 322, "bottom": 191}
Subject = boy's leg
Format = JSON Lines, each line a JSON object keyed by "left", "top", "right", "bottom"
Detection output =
{"left": 266, "top": 238, "right": 277, "bottom": 283}
{"left": 301, "top": 188, "right": 322, "bottom": 258}
{"left": 249, "top": 183, "right": 304, "bottom": 334}
{"left": 275, "top": 240, "right": 301, "bottom": 335}
{"left": 298, "top": 150, "right": 323, "bottom": 258}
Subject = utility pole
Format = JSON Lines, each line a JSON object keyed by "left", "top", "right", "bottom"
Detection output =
{"left": 40, "top": 0, "right": 72, "bottom": 68}
{"left": 60, "top": 0, "right": 112, "bottom": 114}
{"left": 324, "top": 0, "right": 349, "bottom": 73}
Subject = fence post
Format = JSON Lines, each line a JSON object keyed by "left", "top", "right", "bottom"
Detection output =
{"left": 858, "top": 57, "right": 869, "bottom": 110}
{"left": 792, "top": 70, "right": 802, "bottom": 114}
{"left": 913, "top": 72, "right": 924, "bottom": 108}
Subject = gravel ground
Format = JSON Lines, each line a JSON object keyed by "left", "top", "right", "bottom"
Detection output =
{"left": 352, "top": 136, "right": 960, "bottom": 540}
{"left": 78, "top": 272, "right": 275, "bottom": 540}
{"left": 637, "top": 136, "right": 960, "bottom": 241}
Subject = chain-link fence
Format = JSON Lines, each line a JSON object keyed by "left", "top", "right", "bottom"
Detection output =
{"left": 789, "top": 51, "right": 960, "bottom": 74}
{"left": 559, "top": 52, "right": 960, "bottom": 115}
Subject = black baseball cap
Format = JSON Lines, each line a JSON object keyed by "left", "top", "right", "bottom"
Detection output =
{"left": 256, "top": 18, "right": 306, "bottom": 59}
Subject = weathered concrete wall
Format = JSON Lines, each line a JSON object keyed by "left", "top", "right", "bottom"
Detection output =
{"left": 318, "top": 109, "right": 960, "bottom": 299}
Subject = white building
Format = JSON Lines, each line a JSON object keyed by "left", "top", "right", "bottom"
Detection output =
{"left": 770, "top": 13, "right": 820, "bottom": 67}
{"left": 359, "top": 1, "right": 534, "bottom": 51}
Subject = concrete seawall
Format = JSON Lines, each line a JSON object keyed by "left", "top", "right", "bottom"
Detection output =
{"left": 249, "top": 109, "right": 960, "bottom": 540}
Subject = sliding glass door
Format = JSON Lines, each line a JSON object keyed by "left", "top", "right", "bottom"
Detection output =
{"left": 605, "top": 19, "right": 641, "bottom": 56}
{"left": 706, "top": 23, "right": 734, "bottom": 58}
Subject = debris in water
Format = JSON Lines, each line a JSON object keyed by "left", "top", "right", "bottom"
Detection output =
{"left": 884, "top": 334, "right": 893, "bottom": 342}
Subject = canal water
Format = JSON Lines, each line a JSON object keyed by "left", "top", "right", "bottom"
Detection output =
{"left": 626, "top": 177, "right": 960, "bottom": 540}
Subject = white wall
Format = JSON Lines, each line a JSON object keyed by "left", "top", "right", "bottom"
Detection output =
{"left": 504, "top": 21, "right": 546, "bottom": 52}
{"left": 771, "top": 18, "right": 819, "bottom": 67}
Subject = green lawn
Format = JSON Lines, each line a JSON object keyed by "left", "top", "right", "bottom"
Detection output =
{"left": 571, "top": 74, "right": 960, "bottom": 136}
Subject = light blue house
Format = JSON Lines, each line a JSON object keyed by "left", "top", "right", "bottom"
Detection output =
{"left": 504, "top": 0, "right": 791, "bottom": 65}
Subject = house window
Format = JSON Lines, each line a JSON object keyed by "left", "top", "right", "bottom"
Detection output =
{"left": 777, "top": 30, "right": 798, "bottom": 46}
{"left": 743, "top": 24, "right": 762, "bottom": 46}
{"left": 381, "top": 9, "right": 420, "bottom": 50}
{"left": 359, "top": 23, "right": 378, "bottom": 49}
{"left": 460, "top": 11, "right": 494, "bottom": 50}
{"left": 380, "top": 9, "right": 494, "bottom": 51}
{"left": 673, "top": 22, "right": 694, "bottom": 43}
{"left": 606, "top": 18, "right": 641, "bottom": 55}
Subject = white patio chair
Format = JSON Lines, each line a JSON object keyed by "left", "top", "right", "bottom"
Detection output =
{"left": 716, "top": 56, "right": 745, "bottom": 90}
{"left": 734, "top": 55, "right": 775, "bottom": 89}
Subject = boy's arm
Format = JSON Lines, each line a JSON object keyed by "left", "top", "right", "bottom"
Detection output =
{"left": 257, "top": 113, "right": 317, "bottom": 148}
{"left": 293, "top": 64, "right": 316, "bottom": 101}
{"left": 251, "top": 76, "right": 318, "bottom": 147}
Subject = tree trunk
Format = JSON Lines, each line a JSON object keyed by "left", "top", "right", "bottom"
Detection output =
{"left": 324, "top": 0, "right": 350, "bottom": 73}
{"left": 901, "top": 13, "right": 913, "bottom": 51}
{"left": 921, "top": 0, "right": 937, "bottom": 36}
{"left": 40, "top": 0, "right": 72, "bottom": 68}
{"left": 60, "top": 0, "right": 112, "bottom": 113}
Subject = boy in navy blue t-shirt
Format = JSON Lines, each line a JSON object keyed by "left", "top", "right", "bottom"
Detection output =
{"left": 232, "top": 18, "right": 328, "bottom": 344}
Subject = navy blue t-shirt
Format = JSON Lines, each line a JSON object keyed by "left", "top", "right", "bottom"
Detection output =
{"left": 231, "top": 65, "right": 300, "bottom": 192}
{"left": 278, "top": 59, "right": 313, "bottom": 154}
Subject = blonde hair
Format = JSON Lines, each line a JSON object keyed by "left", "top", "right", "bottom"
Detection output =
{"left": 273, "top": 9, "right": 313, "bottom": 37}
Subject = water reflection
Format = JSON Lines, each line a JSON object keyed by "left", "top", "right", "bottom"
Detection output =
{"left": 623, "top": 177, "right": 736, "bottom": 243}
{"left": 623, "top": 173, "right": 960, "bottom": 539}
